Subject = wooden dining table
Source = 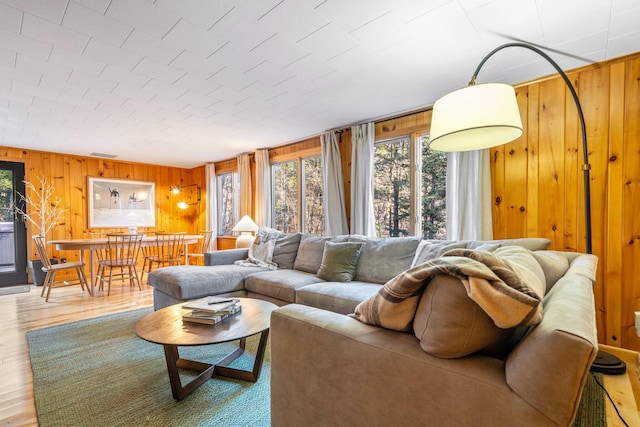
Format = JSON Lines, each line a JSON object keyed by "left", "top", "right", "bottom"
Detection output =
{"left": 49, "top": 234, "right": 203, "bottom": 288}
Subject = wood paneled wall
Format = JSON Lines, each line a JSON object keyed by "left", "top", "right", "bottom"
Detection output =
{"left": 491, "top": 53, "right": 640, "bottom": 351}
{"left": 0, "top": 147, "right": 206, "bottom": 264}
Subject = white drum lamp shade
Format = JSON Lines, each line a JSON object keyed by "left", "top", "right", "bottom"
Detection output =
{"left": 232, "top": 215, "right": 259, "bottom": 248}
{"left": 429, "top": 83, "right": 523, "bottom": 152}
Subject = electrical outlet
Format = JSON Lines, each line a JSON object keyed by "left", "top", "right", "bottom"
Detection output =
{"left": 635, "top": 312, "right": 640, "bottom": 337}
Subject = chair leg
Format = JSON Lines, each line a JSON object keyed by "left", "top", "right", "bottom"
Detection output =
{"left": 132, "top": 266, "right": 141, "bottom": 291}
{"left": 44, "top": 271, "right": 55, "bottom": 302}
{"left": 107, "top": 269, "right": 113, "bottom": 296}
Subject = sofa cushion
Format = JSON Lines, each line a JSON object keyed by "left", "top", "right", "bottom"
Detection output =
{"left": 272, "top": 232, "right": 301, "bottom": 269}
{"left": 245, "top": 269, "right": 325, "bottom": 303}
{"left": 413, "top": 274, "right": 516, "bottom": 358}
{"left": 530, "top": 250, "right": 570, "bottom": 292}
{"left": 354, "top": 237, "right": 421, "bottom": 284}
{"left": 411, "top": 240, "right": 467, "bottom": 267}
{"left": 317, "top": 241, "right": 363, "bottom": 282}
{"left": 293, "top": 234, "right": 334, "bottom": 273}
{"left": 296, "top": 281, "right": 382, "bottom": 315}
{"left": 148, "top": 265, "right": 266, "bottom": 300}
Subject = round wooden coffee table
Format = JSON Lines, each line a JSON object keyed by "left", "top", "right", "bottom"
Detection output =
{"left": 135, "top": 297, "right": 277, "bottom": 400}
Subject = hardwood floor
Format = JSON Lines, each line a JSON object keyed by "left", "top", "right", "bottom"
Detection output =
{"left": 0, "top": 281, "right": 154, "bottom": 427}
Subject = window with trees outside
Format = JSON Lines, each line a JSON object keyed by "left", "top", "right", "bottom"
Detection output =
{"left": 217, "top": 171, "right": 239, "bottom": 236}
{"left": 272, "top": 155, "right": 324, "bottom": 234}
{"left": 373, "top": 135, "right": 446, "bottom": 239}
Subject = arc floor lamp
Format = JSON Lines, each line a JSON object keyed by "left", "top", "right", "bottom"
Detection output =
{"left": 429, "top": 42, "right": 592, "bottom": 254}
{"left": 429, "top": 42, "right": 624, "bottom": 374}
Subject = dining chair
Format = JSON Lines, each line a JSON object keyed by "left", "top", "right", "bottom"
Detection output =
{"left": 185, "top": 230, "right": 214, "bottom": 265}
{"left": 96, "top": 233, "right": 144, "bottom": 295}
{"left": 140, "top": 232, "right": 186, "bottom": 280}
{"left": 33, "top": 235, "right": 90, "bottom": 302}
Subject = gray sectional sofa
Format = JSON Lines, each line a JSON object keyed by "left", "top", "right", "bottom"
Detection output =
{"left": 147, "top": 230, "right": 599, "bottom": 426}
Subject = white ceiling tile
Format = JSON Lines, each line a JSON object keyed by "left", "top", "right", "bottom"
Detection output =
{"left": 0, "top": 63, "right": 40, "bottom": 87}
{"left": 163, "top": 19, "right": 227, "bottom": 58}
{"left": 208, "top": 67, "right": 258, "bottom": 94}
{"left": 177, "top": 91, "right": 218, "bottom": 109}
{"left": 0, "top": 48, "right": 16, "bottom": 67}
{"left": 250, "top": 35, "right": 310, "bottom": 68}
{"left": 12, "top": 82, "right": 60, "bottom": 101}
{"left": 297, "top": 23, "right": 359, "bottom": 60}
{"left": 0, "top": 3, "right": 22, "bottom": 33}
{"left": 100, "top": 64, "right": 149, "bottom": 87}
{"left": 143, "top": 79, "right": 188, "bottom": 99}
{"left": 83, "top": 38, "right": 142, "bottom": 70}
{"left": 541, "top": 6, "right": 611, "bottom": 46}
{"left": 0, "top": 28, "right": 52, "bottom": 61}
{"left": 83, "top": 87, "right": 127, "bottom": 107}
{"left": 154, "top": 0, "right": 235, "bottom": 31}
{"left": 62, "top": 2, "right": 132, "bottom": 46}
{"left": 314, "top": 0, "right": 392, "bottom": 33}
{"left": 605, "top": 30, "right": 640, "bottom": 59}
{"left": 121, "top": 29, "right": 183, "bottom": 65}
{"left": 210, "top": 42, "right": 266, "bottom": 73}
{"left": 72, "top": 0, "right": 111, "bottom": 14}
{"left": 132, "top": 58, "right": 184, "bottom": 84}
{"left": 208, "top": 7, "right": 276, "bottom": 51}
{"left": 170, "top": 50, "right": 224, "bottom": 80}
{"left": 67, "top": 70, "right": 118, "bottom": 93}
{"left": 173, "top": 73, "right": 220, "bottom": 95}
{"left": 111, "top": 83, "right": 154, "bottom": 103}
{"left": 16, "top": 54, "right": 72, "bottom": 81}
{"left": 326, "top": 45, "right": 382, "bottom": 76}
{"left": 348, "top": 11, "right": 412, "bottom": 54}
{"left": 259, "top": 1, "right": 329, "bottom": 42}
{"left": 39, "top": 76, "right": 87, "bottom": 98}
{"left": 106, "top": 0, "right": 180, "bottom": 39}
{"left": 50, "top": 47, "right": 106, "bottom": 76}
{"left": 0, "top": 0, "right": 67, "bottom": 24}
{"left": 246, "top": 60, "right": 297, "bottom": 86}
{"left": 609, "top": 4, "right": 640, "bottom": 38}
{"left": 22, "top": 13, "right": 90, "bottom": 54}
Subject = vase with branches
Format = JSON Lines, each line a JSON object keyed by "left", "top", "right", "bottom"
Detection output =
{"left": 12, "top": 176, "right": 67, "bottom": 285}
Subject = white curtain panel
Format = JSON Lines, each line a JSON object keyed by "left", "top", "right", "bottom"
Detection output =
{"left": 321, "top": 132, "right": 348, "bottom": 236}
{"left": 254, "top": 149, "right": 272, "bottom": 227}
{"left": 237, "top": 153, "right": 252, "bottom": 219}
{"left": 445, "top": 149, "right": 493, "bottom": 240}
{"left": 350, "top": 122, "right": 376, "bottom": 237}
{"left": 204, "top": 162, "right": 217, "bottom": 250}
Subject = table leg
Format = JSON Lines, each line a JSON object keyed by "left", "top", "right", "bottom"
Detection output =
{"left": 161, "top": 331, "right": 269, "bottom": 401}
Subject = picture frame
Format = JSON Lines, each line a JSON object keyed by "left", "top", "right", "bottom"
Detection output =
{"left": 87, "top": 177, "right": 156, "bottom": 228}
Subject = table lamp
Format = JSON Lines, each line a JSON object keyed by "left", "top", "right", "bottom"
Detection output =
{"left": 232, "top": 215, "right": 259, "bottom": 248}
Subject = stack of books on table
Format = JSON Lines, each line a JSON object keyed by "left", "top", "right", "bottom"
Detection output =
{"left": 182, "top": 296, "right": 242, "bottom": 325}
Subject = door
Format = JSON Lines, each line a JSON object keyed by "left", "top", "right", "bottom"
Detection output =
{"left": 0, "top": 161, "right": 28, "bottom": 286}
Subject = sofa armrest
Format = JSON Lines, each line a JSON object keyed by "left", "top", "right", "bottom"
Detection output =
{"left": 505, "top": 254, "right": 598, "bottom": 427}
{"left": 204, "top": 248, "right": 248, "bottom": 266}
{"left": 271, "top": 305, "right": 565, "bottom": 427}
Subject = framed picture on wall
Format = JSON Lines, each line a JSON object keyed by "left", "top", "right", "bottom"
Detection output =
{"left": 87, "top": 177, "right": 156, "bottom": 228}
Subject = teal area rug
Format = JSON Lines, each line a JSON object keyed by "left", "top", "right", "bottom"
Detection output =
{"left": 27, "top": 308, "right": 270, "bottom": 426}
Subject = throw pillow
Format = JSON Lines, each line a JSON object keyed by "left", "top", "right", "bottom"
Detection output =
{"left": 293, "top": 234, "right": 334, "bottom": 273}
{"left": 354, "top": 237, "right": 422, "bottom": 284}
{"left": 272, "top": 232, "right": 301, "bottom": 269}
{"left": 530, "top": 250, "right": 570, "bottom": 292}
{"left": 413, "top": 274, "right": 517, "bottom": 358}
{"left": 317, "top": 241, "right": 363, "bottom": 282}
{"left": 410, "top": 240, "right": 468, "bottom": 267}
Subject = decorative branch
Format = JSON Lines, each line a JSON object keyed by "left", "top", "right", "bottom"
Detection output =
{"left": 12, "top": 176, "right": 67, "bottom": 244}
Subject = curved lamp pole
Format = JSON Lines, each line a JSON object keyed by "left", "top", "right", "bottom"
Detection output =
{"left": 429, "top": 42, "right": 592, "bottom": 254}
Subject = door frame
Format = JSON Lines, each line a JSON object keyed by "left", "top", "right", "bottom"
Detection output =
{"left": 0, "top": 161, "right": 28, "bottom": 286}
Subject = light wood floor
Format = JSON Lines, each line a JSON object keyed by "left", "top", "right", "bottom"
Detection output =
{"left": 1, "top": 281, "right": 639, "bottom": 427}
{"left": 0, "top": 281, "right": 154, "bottom": 427}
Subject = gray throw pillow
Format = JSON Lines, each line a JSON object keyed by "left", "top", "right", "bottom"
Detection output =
{"left": 317, "top": 241, "right": 363, "bottom": 282}
{"left": 411, "top": 241, "right": 468, "bottom": 267}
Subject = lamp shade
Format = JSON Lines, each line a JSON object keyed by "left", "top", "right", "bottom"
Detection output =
{"left": 429, "top": 83, "right": 523, "bottom": 152}
{"left": 232, "top": 215, "right": 259, "bottom": 233}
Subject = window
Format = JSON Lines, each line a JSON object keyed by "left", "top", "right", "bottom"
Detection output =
{"left": 373, "top": 135, "right": 446, "bottom": 238}
{"left": 216, "top": 171, "right": 239, "bottom": 236}
{"left": 271, "top": 155, "right": 324, "bottom": 234}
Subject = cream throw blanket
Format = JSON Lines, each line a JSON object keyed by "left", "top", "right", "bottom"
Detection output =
{"left": 351, "top": 248, "right": 544, "bottom": 332}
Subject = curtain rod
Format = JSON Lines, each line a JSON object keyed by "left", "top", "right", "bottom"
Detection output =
{"left": 329, "top": 105, "right": 434, "bottom": 133}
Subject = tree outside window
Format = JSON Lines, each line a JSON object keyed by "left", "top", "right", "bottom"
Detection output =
{"left": 272, "top": 155, "right": 324, "bottom": 234}
{"left": 373, "top": 135, "right": 446, "bottom": 239}
{"left": 217, "top": 172, "right": 239, "bottom": 235}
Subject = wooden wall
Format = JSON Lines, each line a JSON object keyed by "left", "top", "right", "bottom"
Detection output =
{"left": 0, "top": 147, "right": 206, "bottom": 265}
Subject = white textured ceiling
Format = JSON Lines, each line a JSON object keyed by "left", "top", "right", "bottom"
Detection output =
{"left": 0, "top": 0, "right": 638, "bottom": 168}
